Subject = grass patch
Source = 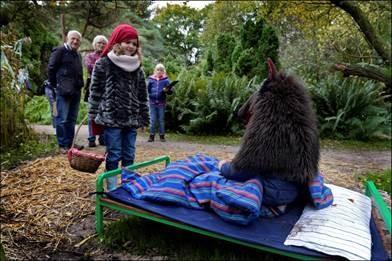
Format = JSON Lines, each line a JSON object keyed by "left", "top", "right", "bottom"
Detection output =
{"left": 0, "top": 134, "right": 58, "bottom": 170}
{"left": 320, "top": 138, "right": 391, "bottom": 151}
{"left": 163, "top": 132, "right": 243, "bottom": 146}
{"left": 150, "top": 132, "right": 391, "bottom": 150}
{"left": 360, "top": 169, "right": 391, "bottom": 195}
{"left": 103, "top": 216, "right": 290, "bottom": 260}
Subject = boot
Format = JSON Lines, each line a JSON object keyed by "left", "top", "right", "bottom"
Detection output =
{"left": 98, "top": 136, "right": 105, "bottom": 146}
{"left": 148, "top": 134, "right": 155, "bottom": 142}
{"left": 159, "top": 135, "right": 166, "bottom": 142}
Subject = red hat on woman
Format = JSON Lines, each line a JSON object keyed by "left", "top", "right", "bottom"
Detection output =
{"left": 101, "top": 24, "right": 139, "bottom": 57}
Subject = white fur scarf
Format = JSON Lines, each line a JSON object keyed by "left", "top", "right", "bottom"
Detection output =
{"left": 107, "top": 50, "right": 140, "bottom": 72}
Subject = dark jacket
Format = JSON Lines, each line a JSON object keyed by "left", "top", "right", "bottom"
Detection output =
{"left": 47, "top": 44, "right": 83, "bottom": 96}
{"left": 147, "top": 75, "right": 172, "bottom": 105}
{"left": 88, "top": 56, "right": 149, "bottom": 128}
{"left": 220, "top": 162, "right": 299, "bottom": 206}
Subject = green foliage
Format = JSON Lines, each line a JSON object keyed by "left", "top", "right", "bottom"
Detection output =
{"left": 215, "top": 33, "right": 236, "bottom": 73}
{"left": 360, "top": 169, "right": 391, "bottom": 195}
{"left": 240, "top": 17, "right": 264, "bottom": 50}
{"left": 103, "top": 216, "right": 284, "bottom": 260}
{"left": 1, "top": 30, "right": 32, "bottom": 153}
{"left": 24, "top": 96, "right": 89, "bottom": 125}
{"left": 320, "top": 138, "right": 391, "bottom": 151}
{"left": 153, "top": 4, "right": 204, "bottom": 65}
{"left": 21, "top": 22, "right": 58, "bottom": 86}
{"left": 234, "top": 48, "right": 258, "bottom": 78}
{"left": 24, "top": 96, "right": 53, "bottom": 125}
{"left": 0, "top": 134, "right": 58, "bottom": 170}
{"left": 161, "top": 54, "right": 183, "bottom": 76}
{"left": 159, "top": 132, "right": 242, "bottom": 146}
{"left": 1, "top": 1, "right": 58, "bottom": 90}
{"left": 309, "top": 76, "right": 391, "bottom": 140}
{"left": 233, "top": 18, "right": 279, "bottom": 80}
{"left": 206, "top": 49, "right": 214, "bottom": 74}
{"left": 231, "top": 44, "right": 242, "bottom": 70}
{"left": 201, "top": 1, "right": 259, "bottom": 48}
{"left": 137, "top": 25, "right": 165, "bottom": 62}
{"left": 142, "top": 56, "right": 154, "bottom": 77}
{"left": 165, "top": 70, "right": 258, "bottom": 135}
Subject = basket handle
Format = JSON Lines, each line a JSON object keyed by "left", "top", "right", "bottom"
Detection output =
{"left": 71, "top": 114, "right": 89, "bottom": 149}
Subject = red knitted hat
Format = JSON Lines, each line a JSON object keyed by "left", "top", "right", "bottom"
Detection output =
{"left": 101, "top": 24, "right": 139, "bottom": 57}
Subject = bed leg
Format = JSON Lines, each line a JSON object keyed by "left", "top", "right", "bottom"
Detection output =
{"left": 96, "top": 201, "right": 104, "bottom": 238}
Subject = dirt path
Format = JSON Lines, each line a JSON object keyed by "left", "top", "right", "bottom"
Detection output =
{"left": 1, "top": 125, "right": 389, "bottom": 260}
{"left": 33, "top": 124, "right": 391, "bottom": 190}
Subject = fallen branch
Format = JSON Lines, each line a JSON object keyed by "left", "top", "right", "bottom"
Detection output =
{"left": 74, "top": 233, "right": 97, "bottom": 248}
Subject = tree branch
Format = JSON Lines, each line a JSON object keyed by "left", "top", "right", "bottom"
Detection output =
{"left": 330, "top": 0, "right": 391, "bottom": 63}
{"left": 332, "top": 62, "right": 391, "bottom": 86}
{"left": 82, "top": 7, "right": 91, "bottom": 36}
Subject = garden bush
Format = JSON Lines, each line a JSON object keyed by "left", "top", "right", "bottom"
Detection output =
{"left": 24, "top": 96, "right": 88, "bottom": 125}
{"left": 166, "top": 70, "right": 259, "bottom": 134}
{"left": 309, "top": 75, "right": 391, "bottom": 140}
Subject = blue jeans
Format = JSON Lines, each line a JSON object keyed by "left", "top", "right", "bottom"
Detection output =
{"left": 55, "top": 91, "right": 81, "bottom": 148}
{"left": 104, "top": 127, "right": 137, "bottom": 191}
{"left": 149, "top": 104, "right": 165, "bottom": 135}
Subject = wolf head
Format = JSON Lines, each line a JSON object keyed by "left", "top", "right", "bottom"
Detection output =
{"left": 232, "top": 59, "right": 320, "bottom": 184}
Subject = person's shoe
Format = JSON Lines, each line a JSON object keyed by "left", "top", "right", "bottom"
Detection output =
{"left": 59, "top": 147, "right": 69, "bottom": 154}
{"left": 159, "top": 135, "right": 166, "bottom": 142}
{"left": 88, "top": 141, "right": 96, "bottom": 148}
{"left": 98, "top": 136, "right": 105, "bottom": 146}
{"left": 148, "top": 134, "right": 155, "bottom": 142}
{"left": 73, "top": 144, "right": 84, "bottom": 150}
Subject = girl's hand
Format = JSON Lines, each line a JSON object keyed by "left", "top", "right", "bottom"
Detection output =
{"left": 218, "top": 160, "right": 229, "bottom": 170}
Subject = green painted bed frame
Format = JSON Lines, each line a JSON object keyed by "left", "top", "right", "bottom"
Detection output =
{"left": 95, "top": 155, "right": 391, "bottom": 260}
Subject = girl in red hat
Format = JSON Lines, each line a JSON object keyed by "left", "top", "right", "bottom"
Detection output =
{"left": 88, "top": 24, "right": 149, "bottom": 191}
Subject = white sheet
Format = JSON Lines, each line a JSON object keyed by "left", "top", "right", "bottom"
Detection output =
{"left": 284, "top": 184, "right": 372, "bottom": 260}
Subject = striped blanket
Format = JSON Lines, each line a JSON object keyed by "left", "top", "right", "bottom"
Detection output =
{"left": 121, "top": 154, "right": 333, "bottom": 225}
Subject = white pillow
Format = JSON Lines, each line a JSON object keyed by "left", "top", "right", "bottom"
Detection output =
{"left": 284, "top": 184, "right": 372, "bottom": 260}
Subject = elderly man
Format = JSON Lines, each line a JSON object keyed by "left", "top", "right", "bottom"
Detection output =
{"left": 48, "top": 30, "right": 84, "bottom": 153}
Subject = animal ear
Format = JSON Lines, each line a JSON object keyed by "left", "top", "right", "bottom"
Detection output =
{"left": 267, "top": 58, "right": 277, "bottom": 80}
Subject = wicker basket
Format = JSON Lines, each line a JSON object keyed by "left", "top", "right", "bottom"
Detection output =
{"left": 68, "top": 115, "right": 105, "bottom": 173}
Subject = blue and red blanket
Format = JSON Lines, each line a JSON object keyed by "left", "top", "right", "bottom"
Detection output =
{"left": 121, "top": 154, "right": 333, "bottom": 225}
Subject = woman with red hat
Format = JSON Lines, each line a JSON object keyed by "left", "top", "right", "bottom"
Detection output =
{"left": 88, "top": 24, "right": 149, "bottom": 191}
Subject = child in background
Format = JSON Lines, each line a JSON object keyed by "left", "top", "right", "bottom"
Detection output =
{"left": 88, "top": 24, "right": 149, "bottom": 191}
{"left": 84, "top": 35, "right": 108, "bottom": 147}
{"left": 147, "top": 64, "right": 173, "bottom": 142}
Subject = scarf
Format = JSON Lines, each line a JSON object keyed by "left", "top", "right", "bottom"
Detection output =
{"left": 108, "top": 50, "right": 140, "bottom": 72}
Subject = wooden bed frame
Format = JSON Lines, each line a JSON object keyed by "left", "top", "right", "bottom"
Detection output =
{"left": 95, "top": 155, "right": 391, "bottom": 260}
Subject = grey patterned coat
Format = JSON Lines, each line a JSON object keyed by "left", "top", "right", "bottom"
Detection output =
{"left": 88, "top": 57, "right": 149, "bottom": 128}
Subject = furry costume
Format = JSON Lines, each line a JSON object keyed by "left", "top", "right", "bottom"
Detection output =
{"left": 232, "top": 59, "right": 319, "bottom": 184}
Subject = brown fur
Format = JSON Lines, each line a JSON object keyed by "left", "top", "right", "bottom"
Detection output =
{"left": 233, "top": 65, "right": 320, "bottom": 184}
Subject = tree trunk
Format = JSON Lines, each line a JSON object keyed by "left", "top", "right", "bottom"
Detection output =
{"left": 60, "top": 0, "right": 66, "bottom": 42}
{"left": 60, "top": 13, "right": 66, "bottom": 42}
